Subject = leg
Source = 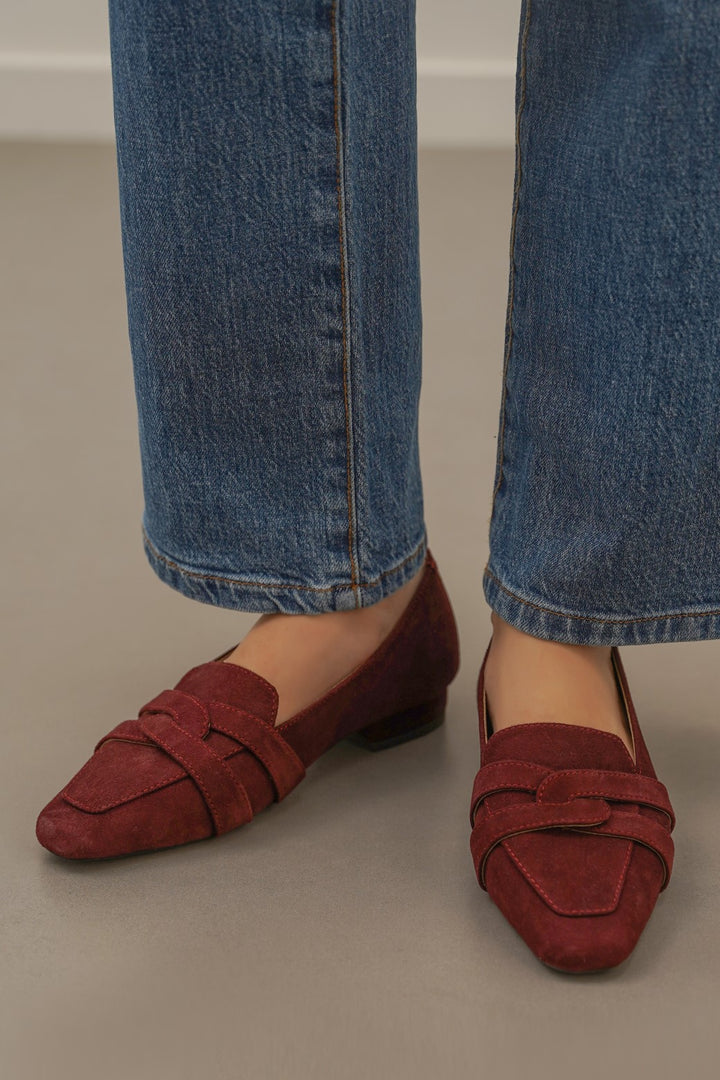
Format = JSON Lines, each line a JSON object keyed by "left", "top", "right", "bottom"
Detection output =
{"left": 108, "top": 0, "right": 435, "bottom": 721}
{"left": 486, "top": 0, "right": 720, "bottom": 648}
{"left": 484, "top": 0, "right": 720, "bottom": 749}
{"left": 471, "top": 0, "right": 707, "bottom": 971}
{"left": 35, "top": 1, "right": 461, "bottom": 858}
{"left": 110, "top": 0, "right": 426, "bottom": 614}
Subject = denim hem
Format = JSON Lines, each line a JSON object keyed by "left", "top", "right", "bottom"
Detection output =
{"left": 483, "top": 565, "right": 720, "bottom": 646}
{"left": 142, "top": 525, "right": 428, "bottom": 615}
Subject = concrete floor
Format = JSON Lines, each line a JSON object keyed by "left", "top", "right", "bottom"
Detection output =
{"left": 2, "top": 142, "right": 719, "bottom": 1080}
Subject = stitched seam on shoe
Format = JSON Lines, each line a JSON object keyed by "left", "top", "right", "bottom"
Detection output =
{"left": 63, "top": 739, "right": 253, "bottom": 812}
{"left": 96, "top": 731, "right": 148, "bottom": 749}
{"left": 67, "top": 714, "right": 302, "bottom": 814}
{"left": 474, "top": 773, "right": 662, "bottom": 824}
{"left": 143, "top": 524, "right": 424, "bottom": 595}
{"left": 537, "top": 771, "right": 656, "bottom": 800}
{"left": 64, "top": 773, "right": 187, "bottom": 813}
{"left": 208, "top": 671, "right": 279, "bottom": 715}
{"left": 146, "top": 727, "right": 233, "bottom": 828}
{"left": 503, "top": 836, "right": 633, "bottom": 916}
{"left": 211, "top": 700, "right": 292, "bottom": 740}
{"left": 140, "top": 700, "right": 207, "bottom": 739}
{"left": 211, "top": 703, "right": 305, "bottom": 789}
{"left": 163, "top": 691, "right": 210, "bottom": 729}
{"left": 544, "top": 788, "right": 637, "bottom": 800}
{"left": 537, "top": 767, "right": 641, "bottom": 784}
{"left": 330, "top": 0, "right": 360, "bottom": 605}
{"left": 142, "top": 690, "right": 209, "bottom": 717}
{"left": 211, "top": 721, "right": 278, "bottom": 785}
{"left": 539, "top": 787, "right": 670, "bottom": 818}
{"left": 65, "top": 722, "right": 260, "bottom": 812}
{"left": 477, "top": 817, "right": 607, "bottom": 886}
{"left": 484, "top": 564, "right": 720, "bottom": 626}
{"left": 491, "top": 0, "right": 532, "bottom": 510}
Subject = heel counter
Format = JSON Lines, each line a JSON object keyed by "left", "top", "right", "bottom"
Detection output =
{"left": 323, "top": 550, "right": 461, "bottom": 748}
{"left": 423, "top": 550, "right": 461, "bottom": 690}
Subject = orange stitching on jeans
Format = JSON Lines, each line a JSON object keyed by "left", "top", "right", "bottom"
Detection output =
{"left": 484, "top": 564, "right": 720, "bottom": 625}
{"left": 491, "top": 0, "right": 533, "bottom": 511}
{"left": 142, "top": 523, "right": 425, "bottom": 595}
{"left": 330, "top": 0, "right": 360, "bottom": 606}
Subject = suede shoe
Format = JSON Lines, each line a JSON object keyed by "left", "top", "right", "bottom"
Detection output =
{"left": 37, "top": 550, "right": 459, "bottom": 860}
{"left": 469, "top": 638, "right": 675, "bottom": 973}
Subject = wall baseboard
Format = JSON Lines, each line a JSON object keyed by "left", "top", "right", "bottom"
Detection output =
{"left": 0, "top": 53, "right": 516, "bottom": 146}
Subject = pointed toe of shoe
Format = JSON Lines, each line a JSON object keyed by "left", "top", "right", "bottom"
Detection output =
{"left": 470, "top": 641, "right": 676, "bottom": 973}
{"left": 533, "top": 891, "right": 652, "bottom": 974}
{"left": 485, "top": 838, "right": 665, "bottom": 974}
{"left": 35, "top": 781, "right": 214, "bottom": 860}
{"left": 36, "top": 795, "right": 103, "bottom": 860}
{"left": 35, "top": 793, "right": 149, "bottom": 860}
{"left": 537, "top": 917, "right": 639, "bottom": 974}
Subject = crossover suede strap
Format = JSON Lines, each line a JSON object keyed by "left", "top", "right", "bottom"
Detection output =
{"left": 536, "top": 769, "right": 675, "bottom": 826}
{"left": 92, "top": 687, "right": 306, "bottom": 834}
{"left": 471, "top": 799, "right": 612, "bottom": 890}
{"left": 470, "top": 760, "right": 550, "bottom": 815}
{"left": 140, "top": 711, "right": 253, "bottom": 834}
{"left": 470, "top": 761, "right": 675, "bottom": 891}
{"left": 207, "top": 701, "right": 306, "bottom": 801}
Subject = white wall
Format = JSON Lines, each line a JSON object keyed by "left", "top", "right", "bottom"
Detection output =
{"left": 0, "top": 0, "right": 522, "bottom": 145}
{"left": 417, "top": 0, "right": 521, "bottom": 146}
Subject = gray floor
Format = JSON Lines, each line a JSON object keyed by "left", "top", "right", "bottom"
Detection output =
{"left": 2, "top": 143, "right": 719, "bottom": 1080}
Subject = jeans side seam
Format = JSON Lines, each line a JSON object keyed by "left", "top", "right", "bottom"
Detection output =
{"left": 484, "top": 564, "right": 720, "bottom": 626}
{"left": 142, "top": 523, "right": 425, "bottom": 594}
{"left": 330, "top": 0, "right": 361, "bottom": 606}
{"left": 491, "top": 0, "right": 533, "bottom": 511}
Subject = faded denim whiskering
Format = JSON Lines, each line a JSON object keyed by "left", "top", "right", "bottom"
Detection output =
{"left": 109, "top": 0, "right": 425, "bottom": 613}
{"left": 484, "top": 0, "right": 720, "bottom": 646}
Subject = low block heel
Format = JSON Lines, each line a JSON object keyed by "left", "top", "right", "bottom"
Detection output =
{"left": 348, "top": 690, "right": 447, "bottom": 752}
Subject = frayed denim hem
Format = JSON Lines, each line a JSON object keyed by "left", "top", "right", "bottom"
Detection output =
{"left": 483, "top": 564, "right": 720, "bottom": 646}
{"left": 141, "top": 525, "right": 428, "bottom": 615}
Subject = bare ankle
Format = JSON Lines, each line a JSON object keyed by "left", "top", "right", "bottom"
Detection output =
{"left": 489, "top": 611, "right": 611, "bottom": 668}
{"left": 224, "top": 556, "right": 427, "bottom": 724}
{"left": 485, "top": 611, "right": 632, "bottom": 754}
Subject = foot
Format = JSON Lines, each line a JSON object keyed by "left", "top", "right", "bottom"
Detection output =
{"left": 483, "top": 611, "right": 634, "bottom": 757}
{"left": 223, "top": 560, "right": 427, "bottom": 725}
{"left": 471, "top": 618, "right": 674, "bottom": 974}
{"left": 36, "top": 550, "right": 459, "bottom": 860}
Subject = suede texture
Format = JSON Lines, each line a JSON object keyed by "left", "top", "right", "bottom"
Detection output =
{"left": 36, "top": 550, "right": 460, "bottom": 860}
{"left": 469, "top": 638, "right": 675, "bottom": 973}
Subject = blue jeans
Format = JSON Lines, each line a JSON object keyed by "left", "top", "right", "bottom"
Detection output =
{"left": 109, "top": 0, "right": 720, "bottom": 646}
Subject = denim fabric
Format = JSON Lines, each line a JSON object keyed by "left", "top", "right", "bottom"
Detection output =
{"left": 112, "top": 0, "right": 720, "bottom": 644}
{"left": 109, "top": 0, "right": 424, "bottom": 613}
{"left": 483, "top": 0, "right": 720, "bottom": 645}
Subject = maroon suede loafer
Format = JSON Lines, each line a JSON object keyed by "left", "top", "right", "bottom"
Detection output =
{"left": 37, "top": 550, "right": 459, "bottom": 860}
{"left": 469, "top": 638, "right": 675, "bottom": 973}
